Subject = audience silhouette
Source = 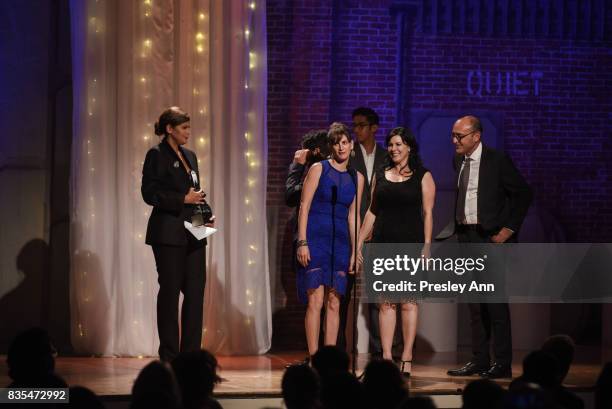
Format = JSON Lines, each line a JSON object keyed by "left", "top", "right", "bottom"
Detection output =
{"left": 172, "top": 349, "right": 223, "bottom": 409}
{"left": 131, "top": 360, "right": 181, "bottom": 409}
{"left": 361, "top": 359, "right": 408, "bottom": 409}
{"left": 6, "top": 327, "right": 66, "bottom": 388}
{"left": 282, "top": 363, "right": 321, "bottom": 409}
{"left": 5, "top": 328, "right": 612, "bottom": 409}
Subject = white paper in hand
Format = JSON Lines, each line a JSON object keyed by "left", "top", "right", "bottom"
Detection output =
{"left": 184, "top": 221, "right": 217, "bottom": 240}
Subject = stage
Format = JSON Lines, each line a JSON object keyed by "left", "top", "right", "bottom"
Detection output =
{"left": 0, "top": 350, "right": 605, "bottom": 408}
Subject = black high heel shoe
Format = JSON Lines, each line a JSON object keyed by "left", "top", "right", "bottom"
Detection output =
{"left": 399, "top": 360, "right": 412, "bottom": 378}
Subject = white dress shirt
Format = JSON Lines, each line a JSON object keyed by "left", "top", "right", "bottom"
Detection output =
{"left": 359, "top": 143, "right": 377, "bottom": 183}
{"left": 459, "top": 142, "right": 482, "bottom": 224}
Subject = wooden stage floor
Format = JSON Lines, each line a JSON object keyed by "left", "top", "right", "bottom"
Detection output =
{"left": 0, "top": 350, "right": 607, "bottom": 399}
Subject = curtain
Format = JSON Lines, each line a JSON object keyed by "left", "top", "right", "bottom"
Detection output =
{"left": 69, "top": 0, "right": 270, "bottom": 356}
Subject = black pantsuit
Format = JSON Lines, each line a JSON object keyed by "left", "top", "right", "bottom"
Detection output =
{"left": 142, "top": 138, "right": 207, "bottom": 362}
{"left": 153, "top": 241, "right": 205, "bottom": 360}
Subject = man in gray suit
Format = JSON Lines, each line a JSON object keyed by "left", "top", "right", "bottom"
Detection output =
{"left": 341, "top": 107, "right": 388, "bottom": 355}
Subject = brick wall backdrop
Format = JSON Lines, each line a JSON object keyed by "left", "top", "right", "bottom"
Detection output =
{"left": 266, "top": 0, "right": 612, "bottom": 350}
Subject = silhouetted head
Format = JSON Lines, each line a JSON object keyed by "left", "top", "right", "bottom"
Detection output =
{"left": 16, "top": 239, "right": 49, "bottom": 277}
{"left": 362, "top": 359, "right": 408, "bottom": 409}
{"left": 282, "top": 364, "right": 321, "bottom": 409}
{"left": 131, "top": 361, "right": 181, "bottom": 409}
{"left": 311, "top": 346, "right": 350, "bottom": 381}
{"left": 541, "top": 334, "right": 575, "bottom": 383}
{"left": 321, "top": 372, "right": 365, "bottom": 409}
{"left": 171, "top": 349, "right": 221, "bottom": 407}
{"left": 521, "top": 350, "right": 559, "bottom": 389}
{"left": 462, "top": 379, "right": 506, "bottom": 409}
{"left": 7, "top": 327, "right": 58, "bottom": 385}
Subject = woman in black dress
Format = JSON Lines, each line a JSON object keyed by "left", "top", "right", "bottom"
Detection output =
{"left": 141, "top": 107, "right": 215, "bottom": 361}
{"left": 357, "top": 127, "right": 435, "bottom": 376}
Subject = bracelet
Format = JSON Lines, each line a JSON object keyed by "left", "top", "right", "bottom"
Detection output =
{"left": 296, "top": 240, "right": 308, "bottom": 248}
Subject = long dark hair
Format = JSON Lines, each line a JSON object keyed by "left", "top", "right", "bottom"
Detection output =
{"left": 154, "top": 107, "right": 190, "bottom": 137}
{"left": 384, "top": 126, "right": 422, "bottom": 174}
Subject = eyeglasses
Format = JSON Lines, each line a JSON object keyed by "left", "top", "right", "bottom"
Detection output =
{"left": 353, "top": 122, "right": 371, "bottom": 131}
{"left": 451, "top": 129, "right": 477, "bottom": 141}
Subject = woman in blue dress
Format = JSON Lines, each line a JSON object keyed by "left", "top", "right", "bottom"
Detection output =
{"left": 296, "top": 122, "right": 364, "bottom": 356}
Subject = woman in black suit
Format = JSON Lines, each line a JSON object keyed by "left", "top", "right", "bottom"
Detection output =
{"left": 141, "top": 107, "right": 214, "bottom": 362}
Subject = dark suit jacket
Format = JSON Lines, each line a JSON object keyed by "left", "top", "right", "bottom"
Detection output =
{"left": 285, "top": 161, "right": 306, "bottom": 241}
{"left": 452, "top": 144, "right": 532, "bottom": 234}
{"left": 142, "top": 139, "right": 205, "bottom": 247}
{"left": 285, "top": 161, "right": 305, "bottom": 208}
{"left": 348, "top": 142, "right": 387, "bottom": 221}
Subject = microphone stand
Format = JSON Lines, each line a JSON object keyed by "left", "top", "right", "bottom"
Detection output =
{"left": 351, "top": 168, "right": 359, "bottom": 375}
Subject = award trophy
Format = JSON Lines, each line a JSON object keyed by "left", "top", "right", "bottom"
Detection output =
{"left": 190, "top": 170, "right": 212, "bottom": 227}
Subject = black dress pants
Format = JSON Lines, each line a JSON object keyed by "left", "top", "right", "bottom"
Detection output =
{"left": 152, "top": 241, "right": 206, "bottom": 362}
{"left": 458, "top": 226, "right": 512, "bottom": 367}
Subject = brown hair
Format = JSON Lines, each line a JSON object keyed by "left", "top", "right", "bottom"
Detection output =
{"left": 327, "top": 122, "right": 351, "bottom": 146}
{"left": 154, "top": 107, "right": 190, "bottom": 137}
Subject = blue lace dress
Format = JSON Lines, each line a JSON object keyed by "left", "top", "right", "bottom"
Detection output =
{"left": 297, "top": 160, "right": 356, "bottom": 304}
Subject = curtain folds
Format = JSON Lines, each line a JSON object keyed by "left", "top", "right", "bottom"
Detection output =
{"left": 69, "top": 0, "right": 270, "bottom": 356}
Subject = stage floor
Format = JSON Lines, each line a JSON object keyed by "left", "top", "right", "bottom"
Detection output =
{"left": 0, "top": 350, "right": 606, "bottom": 399}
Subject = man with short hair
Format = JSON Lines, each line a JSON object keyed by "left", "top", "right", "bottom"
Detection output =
{"left": 340, "top": 107, "right": 388, "bottom": 355}
{"left": 446, "top": 115, "right": 532, "bottom": 379}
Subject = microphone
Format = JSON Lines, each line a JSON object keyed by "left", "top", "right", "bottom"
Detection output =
{"left": 331, "top": 186, "right": 338, "bottom": 205}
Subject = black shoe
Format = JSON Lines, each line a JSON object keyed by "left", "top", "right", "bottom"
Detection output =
{"left": 399, "top": 360, "right": 412, "bottom": 379}
{"left": 447, "top": 361, "right": 489, "bottom": 376}
{"left": 479, "top": 363, "right": 512, "bottom": 379}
